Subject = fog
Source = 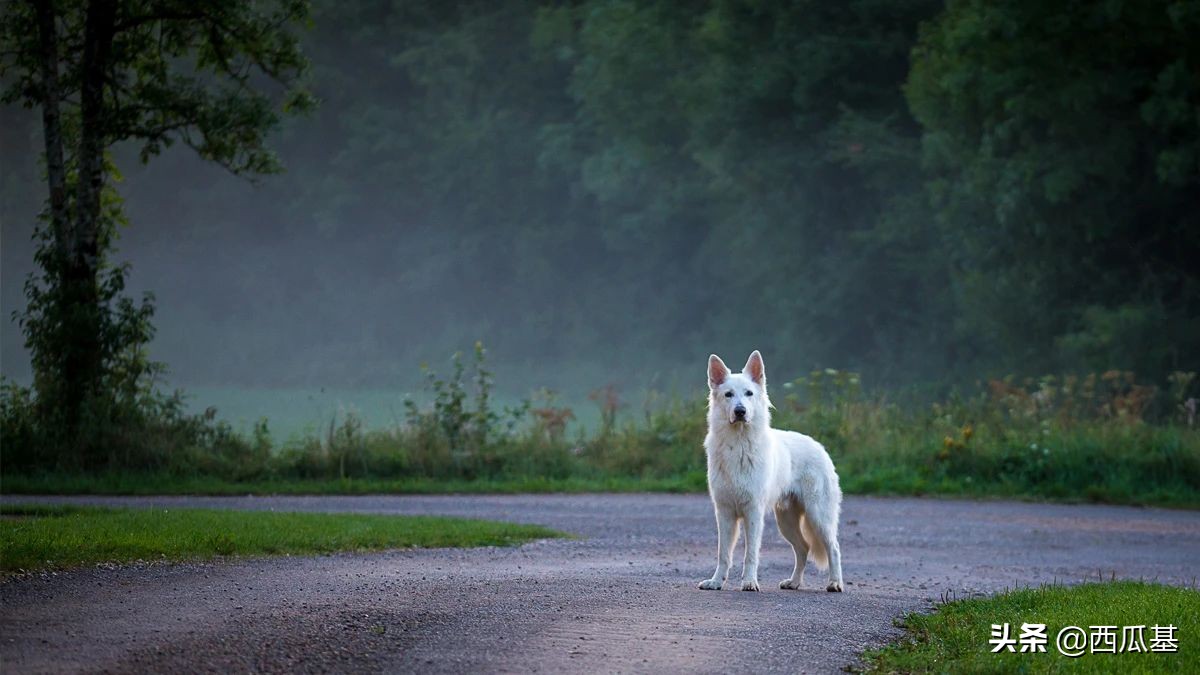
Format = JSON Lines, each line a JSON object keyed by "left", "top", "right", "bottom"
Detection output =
{"left": 1, "top": 106, "right": 716, "bottom": 409}
{"left": 4, "top": 1, "right": 1195, "bottom": 436}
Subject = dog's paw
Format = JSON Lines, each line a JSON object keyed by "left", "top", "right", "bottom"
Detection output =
{"left": 741, "top": 580, "right": 760, "bottom": 592}
{"left": 779, "top": 578, "right": 803, "bottom": 590}
{"left": 698, "top": 579, "right": 723, "bottom": 590}
{"left": 826, "top": 581, "right": 844, "bottom": 592}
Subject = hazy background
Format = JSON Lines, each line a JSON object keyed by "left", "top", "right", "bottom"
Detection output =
{"left": 4, "top": 0, "right": 1197, "bottom": 436}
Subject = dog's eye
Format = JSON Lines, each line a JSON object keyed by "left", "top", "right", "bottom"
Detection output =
{"left": 724, "top": 391, "right": 733, "bottom": 398}
{"left": 745, "top": 390, "right": 753, "bottom": 396}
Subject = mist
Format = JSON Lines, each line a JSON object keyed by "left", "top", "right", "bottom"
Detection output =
{"left": 2, "top": 115, "right": 715, "bottom": 393}
{"left": 4, "top": 0, "right": 1196, "bottom": 437}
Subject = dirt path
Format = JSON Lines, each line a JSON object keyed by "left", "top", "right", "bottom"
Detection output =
{"left": 2, "top": 494, "right": 1197, "bottom": 673}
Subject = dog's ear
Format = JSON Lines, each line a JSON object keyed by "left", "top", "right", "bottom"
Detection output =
{"left": 744, "top": 350, "right": 766, "bottom": 385}
{"left": 708, "top": 354, "right": 730, "bottom": 389}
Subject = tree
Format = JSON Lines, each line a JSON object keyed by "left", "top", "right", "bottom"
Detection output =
{"left": 0, "top": 0, "right": 313, "bottom": 464}
{"left": 534, "top": 0, "right": 945, "bottom": 378}
{"left": 907, "top": 0, "right": 1200, "bottom": 377}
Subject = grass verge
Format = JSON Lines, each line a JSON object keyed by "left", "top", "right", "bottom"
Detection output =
{"left": 0, "top": 472, "right": 705, "bottom": 496}
{"left": 3, "top": 470, "right": 1197, "bottom": 509}
{"left": 0, "top": 504, "right": 563, "bottom": 573}
{"left": 863, "top": 581, "right": 1199, "bottom": 673}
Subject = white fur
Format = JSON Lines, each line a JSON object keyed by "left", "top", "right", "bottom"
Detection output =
{"left": 698, "top": 351, "right": 845, "bottom": 592}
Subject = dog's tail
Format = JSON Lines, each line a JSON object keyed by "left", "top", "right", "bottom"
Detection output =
{"left": 800, "top": 514, "right": 830, "bottom": 571}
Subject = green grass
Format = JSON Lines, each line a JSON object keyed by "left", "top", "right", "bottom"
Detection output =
{"left": 0, "top": 504, "right": 563, "bottom": 573}
{"left": 831, "top": 419, "right": 1200, "bottom": 509}
{"left": 0, "top": 472, "right": 706, "bottom": 496}
{"left": 3, "top": 462, "right": 1197, "bottom": 508}
{"left": 4, "top": 465, "right": 1196, "bottom": 509}
{"left": 863, "top": 581, "right": 1200, "bottom": 673}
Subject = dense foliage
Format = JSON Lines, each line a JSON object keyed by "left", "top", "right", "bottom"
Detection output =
{"left": 16, "top": 0, "right": 1185, "bottom": 388}
{"left": 2, "top": 1, "right": 1198, "bottom": 495}
{"left": 907, "top": 0, "right": 1200, "bottom": 377}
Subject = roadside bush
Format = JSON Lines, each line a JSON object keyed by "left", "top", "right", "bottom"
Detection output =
{"left": 1, "top": 375, "right": 269, "bottom": 480}
{"left": 0, "top": 379, "right": 39, "bottom": 469}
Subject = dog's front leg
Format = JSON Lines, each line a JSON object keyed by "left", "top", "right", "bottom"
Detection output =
{"left": 698, "top": 505, "right": 738, "bottom": 590}
{"left": 740, "top": 505, "right": 764, "bottom": 591}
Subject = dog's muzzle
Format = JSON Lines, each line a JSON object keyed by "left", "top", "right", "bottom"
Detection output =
{"left": 733, "top": 406, "right": 747, "bottom": 421}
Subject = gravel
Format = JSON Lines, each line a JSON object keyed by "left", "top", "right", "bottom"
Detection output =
{"left": 2, "top": 493, "right": 1197, "bottom": 673}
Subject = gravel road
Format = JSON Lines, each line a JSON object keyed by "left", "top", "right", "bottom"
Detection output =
{"left": 2, "top": 494, "right": 1197, "bottom": 673}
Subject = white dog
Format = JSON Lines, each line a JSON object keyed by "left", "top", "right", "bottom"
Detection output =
{"left": 698, "top": 351, "right": 844, "bottom": 592}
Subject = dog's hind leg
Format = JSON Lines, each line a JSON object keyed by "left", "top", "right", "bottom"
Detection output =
{"left": 804, "top": 514, "right": 844, "bottom": 592}
{"left": 775, "top": 499, "right": 808, "bottom": 589}
{"left": 822, "top": 531, "right": 843, "bottom": 592}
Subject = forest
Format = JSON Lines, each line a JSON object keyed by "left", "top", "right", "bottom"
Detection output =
{"left": 3, "top": 0, "right": 1195, "bottom": 389}
{"left": 1, "top": 0, "right": 1198, "bottom": 503}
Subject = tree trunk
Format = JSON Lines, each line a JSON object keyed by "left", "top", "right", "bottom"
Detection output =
{"left": 60, "top": 0, "right": 117, "bottom": 462}
{"left": 33, "top": 0, "right": 86, "bottom": 460}
{"left": 77, "top": 0, "right": 116, "bottom": 236}
{"left": 33, "top": 0, "right": 69, "bottom": 257}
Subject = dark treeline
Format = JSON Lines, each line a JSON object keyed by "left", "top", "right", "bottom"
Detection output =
{"left": 3, "top": 0, "right": 1198, "bottom": 392}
